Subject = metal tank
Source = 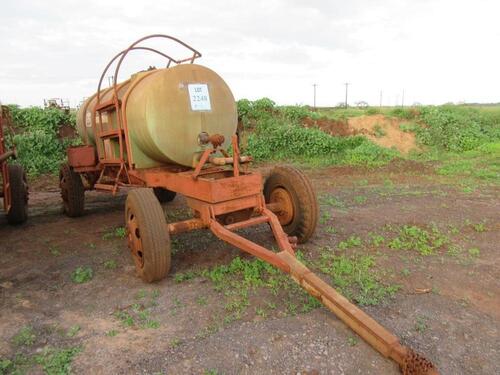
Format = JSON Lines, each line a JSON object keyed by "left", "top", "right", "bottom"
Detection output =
{"left": 76, "top": 64, "right": 237, "bottom": 168}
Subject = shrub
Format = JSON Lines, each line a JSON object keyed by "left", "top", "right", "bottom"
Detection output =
{"left": 5, "top": 105, "right": 78, "bottom": 176}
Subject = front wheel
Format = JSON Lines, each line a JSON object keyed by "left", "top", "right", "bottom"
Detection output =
{"left": 6, "top": 164, "right": 28, "bottom": 225}
{"left": 264, "top": 165, "right": 318, "bottom": 244}
{"left": 125, "top": 188, "right": 171, "bottom": 283}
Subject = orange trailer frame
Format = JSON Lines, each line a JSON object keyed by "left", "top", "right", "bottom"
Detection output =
{"left": 62, "top": 35, "right": 438, "bottom": 375}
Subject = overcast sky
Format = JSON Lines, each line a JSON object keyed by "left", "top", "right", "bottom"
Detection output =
{"left": 1, "top": 0, "right": 499, "bottom": 107}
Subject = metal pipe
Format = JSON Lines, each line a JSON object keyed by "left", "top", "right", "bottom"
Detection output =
{"left": 0, "top": 150, "right": 15, "bottom": 164}
{"left": 168, "top": 218, "right": 206, "bottom": 235}
{"left": 208, "top": 156, "right": 252, "bottom": 166}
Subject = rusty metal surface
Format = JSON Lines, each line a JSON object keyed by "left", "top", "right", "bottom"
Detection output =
{"left": 0, "top": 112, "right": 11, "bottom": 212}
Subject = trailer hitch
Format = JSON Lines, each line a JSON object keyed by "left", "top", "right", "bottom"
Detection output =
{"left": 209, "top": 209, "right": 439, "bottom": 375}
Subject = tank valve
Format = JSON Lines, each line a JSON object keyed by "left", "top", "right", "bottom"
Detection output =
{"left": 198, "top": 132, "right": 225, "bottom": 148}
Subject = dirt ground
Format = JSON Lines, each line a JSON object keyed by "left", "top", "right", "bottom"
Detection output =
{"left": 0, "top": 161, "right": 499, "bottom": 375}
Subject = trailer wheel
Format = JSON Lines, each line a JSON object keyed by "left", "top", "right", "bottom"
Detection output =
{"left": 153, "top": 187, "right": 176, "bottom": 203}
{"left": 125, "top": 188, "right": 171, "bottom": 283}
{"left": 6, "top": 164, "right": 28, "bottom": 225}
{"left": 264, "top": 165, "right": 318, "bottom": 244}
{"left": 59, "top": 164, "right": 84, "bottom": 217}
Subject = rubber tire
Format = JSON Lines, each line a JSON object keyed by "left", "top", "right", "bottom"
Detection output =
{"left": 125, "top": 188, "right": 171, "bottom": 283}
{"left": 153, "top": 187, "right": 176, "bottom": 203}
{"left": 6, "top": 164, "right": 28, "bottom": 225}
{"left": 264, "top": 165, "right": 318, "bottom": 244}
{"left": 60, "top": 164, "right": 84, "bottom": 217}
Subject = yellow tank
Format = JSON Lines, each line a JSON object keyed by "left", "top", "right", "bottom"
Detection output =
{"left": 76, "top": 64, "right": 237, "bottom": 168}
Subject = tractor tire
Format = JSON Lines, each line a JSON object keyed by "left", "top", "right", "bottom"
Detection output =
{"left": 6, "top": 164, "right": 28, "bottom": 225}
{"left": 264, "top": 165, "right": 318, "bottom": 244}
{"left": 153, "top": 187, "right": 177, "bottom": 203}
{"left": 125, "top": 188, "right": 171, "bottom": 283}
{"left": 59, "top": 163, "right": 84, "bottom": 217}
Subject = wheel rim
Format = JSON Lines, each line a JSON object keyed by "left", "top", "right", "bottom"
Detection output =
{"left": 127, "top": 210, "right": 145, "bottom": 270}
{"left": 269, "top": 187, "right": 294, "bottom": 225}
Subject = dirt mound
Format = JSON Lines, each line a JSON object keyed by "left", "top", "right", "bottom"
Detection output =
{"left": 302, "top": 114, "right": 418, "bottom": 154}
{"left": 348, "top": 115, "right": 417, "bottom": 154}
{"left": 303, "top": 117, "right": 355, "bottom": 137}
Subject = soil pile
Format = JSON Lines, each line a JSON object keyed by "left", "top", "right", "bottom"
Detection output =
{"left": 303, "top": 114, "right": 418, "bottom": 154}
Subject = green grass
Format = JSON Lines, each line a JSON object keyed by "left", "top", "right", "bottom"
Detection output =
{"left": 317, "top": 248, "right": 399, "bottom": 306}
{"left": 71, "top": 266, "right": 93, "bottom": 284}
{"left": 103, "top": 260, "right": 117, "bottom": 270}
{"left": 12, "top": 326, "right": 36, "bottom": 346}
{"left": 435, "top": 142, "right": 500, "bottom": 184}
{"left": 35, "top": 347, "right": 81, "bottom": 375}
{"left": 388, "top": 225, "right": 449, "bottom": 255}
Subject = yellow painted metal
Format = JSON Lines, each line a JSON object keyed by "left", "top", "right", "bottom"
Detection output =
{"left": 76, "top": 64, "right": 237, "bottom": 168}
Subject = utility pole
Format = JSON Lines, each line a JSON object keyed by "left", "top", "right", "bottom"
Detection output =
{"left": 401, "top": 89, "right": 405, "bottom": 107}
{"left": 313, "top": 83, "right": 317, "bottom": 109}
{"left": 344, "top": 82, "right": 349, "bottom": 108}
{"left": 379, "top": 90, "right": 383, "bottom": 108}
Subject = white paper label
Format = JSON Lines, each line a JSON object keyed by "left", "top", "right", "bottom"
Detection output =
{"left": 188, "top": 84, "right": 211, "bottom": 111}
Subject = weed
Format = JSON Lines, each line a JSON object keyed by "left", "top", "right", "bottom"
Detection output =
{"left": 354, "top": 195, "right": 367, "bottom": 204}
{"left": 319, "top": 211, "right": 331, "bottom": 225}
{"left": 468, "top": 248, "right": 480, "bottom": 258}
{"left": 115, "top": 311, "right": 134, "bottom": 327}
{"left": 388, "top": 225, "right": 448, "bottom": 255}
{"left": 472, "top": 222, "right": 487, "bottom": 232}
{"left": 103, "top": 226, "right": 127, "bottom": 240}
{"left": 415, "top": 316, "right": 428, "bottom": 333}
{"left": 369, "top": 234, "right": 385, "bottom": 247}
{"left": 103, "top": 260, "right": 117, "bottom": 270}
{"left": 204, "top": 369, "right": 220, "bottom": 375}
{"left": 196, "top": 296, "right": 208, "bottom": 306}
{"left": 35, "top": 346, "right": 81, "bottom": 375}
{"left": 170, "top": 338, "right": 182, "bottom": 348}
{"left": 106, "top": 330, "right": 118, "bottom": 337}
{"left": 401, "top": 268, "right": 411, "bottom": 277}
{"left": 325, "top": 226, "right": 337, "bottom": 234}
{"left": 338, "top": 236, "right": 362, "bottom": 250}
{"left": 317, "top": 251, "right": 399, "bottom": 305}
{"left": 347, "top": 336, "right": 358, "bottom": 346}
{"left": 12, "top": 326, "right": 36, "bottom": 346}
{"left": 66, "top": 325, "right": 80, "bottom": 338}
{"left": 71, "top": 266, "right": 93, "bottom": 284}
{"left": 174, "top": 270, "right": 199, "bottom": 283}
{"left": 135, "top": 290, "right": 147, "bottom": 299}
{"left": 373, "top": 124, "right": 386, "bottom": 138}
{"left": 255, "top": 307, "right": 267, "bottom": 317}
{"left": 49, "top": 246, "right": 61, "bottom": 256}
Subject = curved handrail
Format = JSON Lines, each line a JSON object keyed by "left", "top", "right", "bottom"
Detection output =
{"left": 95, "top": 34, "right": 201, "bottom": 106}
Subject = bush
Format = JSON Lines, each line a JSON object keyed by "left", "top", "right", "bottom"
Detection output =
{"left": 6, "top": 105, "right": 77, "bottom": 175}
{"left": 244, "top": 116, "right": 397, "bottom": 166}
{"left": 416, "top": 106, "right": 499, "bottom": 152}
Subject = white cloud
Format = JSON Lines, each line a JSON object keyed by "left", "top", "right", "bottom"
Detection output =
{"left": 0, "top": 0, "right": 498, "bottom": 107}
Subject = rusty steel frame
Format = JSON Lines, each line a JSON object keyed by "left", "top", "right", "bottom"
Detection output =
{"left": 0, "top": 113, "right": 12, "bottom": 212}
{"left": 68, "top": 35, "right": 438, "bottom": 374}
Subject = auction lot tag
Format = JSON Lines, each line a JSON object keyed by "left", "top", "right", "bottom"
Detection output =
{"left": 188, "top": 84, "right": 211, "bottom": 111}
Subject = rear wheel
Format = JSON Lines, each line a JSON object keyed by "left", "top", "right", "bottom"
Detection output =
{"left": 125, "top": 188, "right": 171, "bottom": 282}
{"left": 264, "top": 165, "right": 318, "bottom": 244}
{"left": 59, "top": 164, "right": 84, "bottom": 217}
{"left": 153, "top": 187, "right": 176, "bottom": 203}
{"left": 6, "top": 164, "right": 28, "bottom": 225}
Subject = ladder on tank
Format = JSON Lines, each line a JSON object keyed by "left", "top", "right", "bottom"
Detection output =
{"left": 93, "top": 96, "right": 129, "bottom": 194}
